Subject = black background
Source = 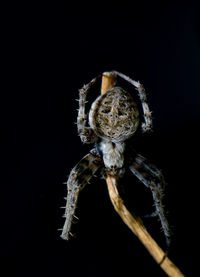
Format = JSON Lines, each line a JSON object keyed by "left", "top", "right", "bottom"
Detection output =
{"left": 1, "top": 1, "right": 200, "bottom": 277}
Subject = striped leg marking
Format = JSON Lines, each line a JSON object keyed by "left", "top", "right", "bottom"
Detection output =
{"left": 60, "top": 150, "right": 102, "bottom": 240}
{"left": 129, "top": 153, "right": 171, "bottom": 249}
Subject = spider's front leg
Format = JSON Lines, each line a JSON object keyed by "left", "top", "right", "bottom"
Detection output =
{"left": 60, "top": 149, "right": 103, "bottom": 240}
{"left": 129, "top": 153, "right": 171, "bottom": 249}
{"left": 135, "top": 82, "right": 153, "bottom": 133}
{"left": 112, "top": 71, "right": 153, "bottom": 133}
{"left": 77, "top": 76, "right": 100, "bottom": 143}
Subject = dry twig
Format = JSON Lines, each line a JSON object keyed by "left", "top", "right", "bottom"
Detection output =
{"left": 101, "top": 71, "right": 185, "bottom": 277}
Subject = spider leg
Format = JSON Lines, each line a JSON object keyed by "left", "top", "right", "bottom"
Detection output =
{"left": 129, "top": 153, "right": 171, "bottom": 249}
{"left": 112, "top": 71, "right": 153, "bottom": 133}
{"left": 60, "top": 149, "right": 103, "bottom": 240}
{"left": 77, "top": 75, "right": 101, "bottom": 143}
{"left": 134, "top": 153, "right": 167, "bottom": 193}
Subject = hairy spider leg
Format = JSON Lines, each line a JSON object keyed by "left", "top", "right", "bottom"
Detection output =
{"left": 133, "top": 153, "right": 167, "bottom": 193}
{"left": 77, "top": 75, "right": 101, "bottom": 143}
{"left": 60, "top": 149, "right": 103, "bottom": 240}
{"left": 112, "top": 71, "right": 153, "bottom": 133}
{"left": 129, "top": 154, "right": 171, "bottom": 250}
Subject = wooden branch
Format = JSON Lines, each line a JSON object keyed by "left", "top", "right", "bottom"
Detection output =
{"left": 101, "top": 71, "right": 116, "bottom": 93}
{"left": 101, "top": 71, "right": 185, "bottom": 277}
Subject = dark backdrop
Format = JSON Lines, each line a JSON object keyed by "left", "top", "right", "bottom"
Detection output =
{"left": 1, "top": 1, "right": 200, "bottom": 277}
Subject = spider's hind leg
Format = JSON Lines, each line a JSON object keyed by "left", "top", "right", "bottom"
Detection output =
{"left": 60, "top": 149, "right": 103, "bottom": 240}
{"left": 134, "top": 153, "right": 167, "bottom": 195}
{"left": 129, "top": 153, "right": 171, "bottom": 250}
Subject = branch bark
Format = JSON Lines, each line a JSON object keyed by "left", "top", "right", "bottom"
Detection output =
{"left": 101, "top": 71, "right": 185, "bottom": 277}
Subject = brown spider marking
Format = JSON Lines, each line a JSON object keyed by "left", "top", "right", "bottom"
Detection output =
{"left": 89, "top": 87, "right": 139, "bottom": 143}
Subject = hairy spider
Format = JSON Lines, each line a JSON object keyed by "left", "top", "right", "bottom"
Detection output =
{"left": 60, "top": 71, "right": 171, "bottom": 248}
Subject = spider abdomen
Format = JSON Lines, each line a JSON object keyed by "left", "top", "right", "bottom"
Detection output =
{"left": 89, "top": 87, "right": 139, "bottom": 143}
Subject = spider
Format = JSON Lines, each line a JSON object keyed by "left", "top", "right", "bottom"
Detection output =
{"left": 60, "top": 71, "right": 171, "bottom": 249}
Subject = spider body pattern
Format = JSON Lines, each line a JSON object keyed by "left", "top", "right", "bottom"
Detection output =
{"left": 60, "top": 71, "right": 171, "bottom": 249}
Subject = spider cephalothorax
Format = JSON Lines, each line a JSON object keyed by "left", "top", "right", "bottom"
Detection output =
{"left": 60, "top": 71, "right": 170, "bottom": 249}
